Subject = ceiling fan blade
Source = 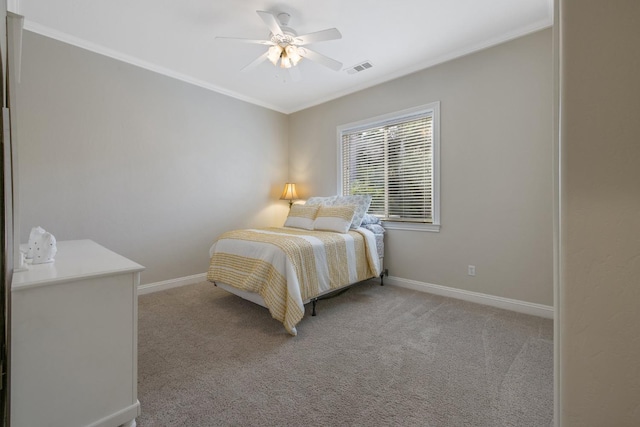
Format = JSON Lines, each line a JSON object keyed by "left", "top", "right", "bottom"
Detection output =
{"left": 241, "top": 51, "right": 270, "bottom": 72}
{"left": 256, "top": 10, "right": 283, "bottom": 36}
{"left": 299, "top": 48, "right": 342, "bottom": 71}
{"left": 295, "top": 28, "right": 342, "bottom": 45}
{"left": 215, "top": 37, "right": 274, "bottom": 46}
{"left": 288, "top": 66, "right": 302, "bottom": 83}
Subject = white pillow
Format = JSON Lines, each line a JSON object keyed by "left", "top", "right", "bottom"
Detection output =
{"left": 284, "top": 204, "right": 320, "bottom": 230}
{"left": 313, "top": 205, "right": 357, "bottom": 234}
{"left": 333, "top": 195, "right": 372, "bottom": 229}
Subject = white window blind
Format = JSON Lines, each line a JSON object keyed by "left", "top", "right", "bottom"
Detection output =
{"left": 339, "top": 104, "right": 439, "bottom": 224}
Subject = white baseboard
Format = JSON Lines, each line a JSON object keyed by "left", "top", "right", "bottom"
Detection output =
{"left": 138, "top": 273, "right": 207, "bottom": 295}
{"left": 138, "top": 273, "right": 554, "bottom": 319}
{"left": 386, "top": 275, "right": 554, "bottom": 319}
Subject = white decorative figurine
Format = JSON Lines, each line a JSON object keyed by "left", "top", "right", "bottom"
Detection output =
{"left": 26, "top": 226, "right": 57, "bottom": 264}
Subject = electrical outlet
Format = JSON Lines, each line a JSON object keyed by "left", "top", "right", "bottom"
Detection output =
{"left": 468, "top": 265, "right": 476, "bottom": 276}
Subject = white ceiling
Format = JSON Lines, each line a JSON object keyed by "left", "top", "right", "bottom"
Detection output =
{"left": 10, "top": 0, "right": 552, "bottom": 114}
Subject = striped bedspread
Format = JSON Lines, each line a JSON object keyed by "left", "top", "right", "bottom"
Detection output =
{"left": 207, "top": 227, "right": 381, "bottom": 336}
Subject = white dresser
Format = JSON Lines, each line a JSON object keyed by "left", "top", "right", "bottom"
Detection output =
{"left": 11, "top": 240, "right": 145, "bottom": 427}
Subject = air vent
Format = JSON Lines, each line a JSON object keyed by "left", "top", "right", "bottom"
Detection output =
{"left": 346, "top": 61, "right": 373, "bottom": 74}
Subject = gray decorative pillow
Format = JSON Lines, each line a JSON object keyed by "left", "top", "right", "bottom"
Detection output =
{"left": 305, "top": 196, "right": 337, "bottom": 207}
{"left": 362, "top": 223, "right": 385, "bottom": 235}
{"left": 361, "top": 213, "right": 381, "bottom": 225}
{"left": 333, "top": 195, "right": 372, "bottom": 229}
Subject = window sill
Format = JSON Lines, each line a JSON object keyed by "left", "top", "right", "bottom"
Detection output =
{"left": 382, "top": 221, "right": 440, "bottom": 232}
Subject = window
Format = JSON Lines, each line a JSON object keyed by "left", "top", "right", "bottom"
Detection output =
{"left": 338, "top": 103, "right": 440, "bottom": 231}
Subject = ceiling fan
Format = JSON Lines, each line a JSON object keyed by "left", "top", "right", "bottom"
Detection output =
{"left": 217, "top": 10, "right": 343, "bottom": 81}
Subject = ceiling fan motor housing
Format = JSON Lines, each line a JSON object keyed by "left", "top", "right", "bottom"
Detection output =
{"left": 273, "top": 12, "right": 298, "bottom": 41}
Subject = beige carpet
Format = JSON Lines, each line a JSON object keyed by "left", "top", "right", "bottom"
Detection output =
{"left": 137, "top": 280, "right": 553, "bottom": 426}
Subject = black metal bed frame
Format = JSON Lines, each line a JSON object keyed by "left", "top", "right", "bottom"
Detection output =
{"left": 310, "top": 268, "right": 388, "bottom": 316}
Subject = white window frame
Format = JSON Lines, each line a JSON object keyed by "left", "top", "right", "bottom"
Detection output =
{"left": 337, "top": 102, "right": 440, "bottom": 232}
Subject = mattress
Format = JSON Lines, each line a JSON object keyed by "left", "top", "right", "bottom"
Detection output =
{"left": 207, "top": 226, "right": 381, "bottom": 335}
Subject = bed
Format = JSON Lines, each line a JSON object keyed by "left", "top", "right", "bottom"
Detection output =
{"left": 207, "top": 195, "right": 385, "bottom": 336}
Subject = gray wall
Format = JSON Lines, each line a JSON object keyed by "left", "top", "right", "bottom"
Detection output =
{"left": 289, "top": 29, "right": 554, "bottom": 306}
{"left": 560, "top": 0, "right": 640, "bottom": 424}
{"left": 16, "top": 31, "right": 289, "bottom": 284}
{"left": 16, "top": 28, "right": 554, "bottom": 307}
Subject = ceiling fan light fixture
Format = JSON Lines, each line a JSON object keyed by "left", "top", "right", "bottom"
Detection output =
{"left": 222, "top": 10, "right": 343, "bottom": 77}
{"left": 285, "top": 45, "right": 302, "bottom": 66}
{"left": 280, "top": 57, "right": 292, "bottom": 69}
{"left": 267, "top": 45, "right": 282, "bottom": 65}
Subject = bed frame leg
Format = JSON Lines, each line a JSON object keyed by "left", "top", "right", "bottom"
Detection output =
{"left": 380, "top": 268, "right": 388, "bottom": 286}
{"left": 312, "top": 299, "right": 317, "bottom": 316}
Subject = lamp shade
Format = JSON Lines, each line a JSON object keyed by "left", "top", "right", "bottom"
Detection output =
{"left": 280, "top": 183, "right": 298, "bottom": 201}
